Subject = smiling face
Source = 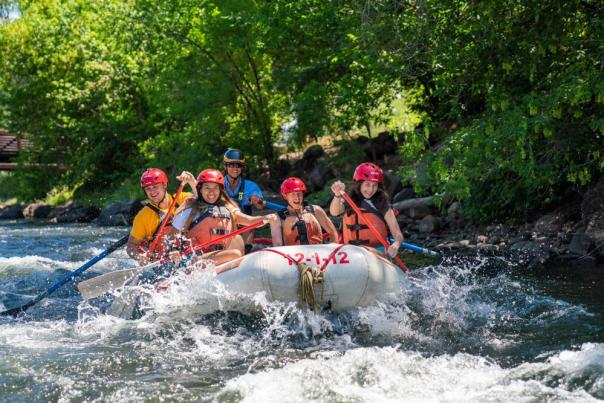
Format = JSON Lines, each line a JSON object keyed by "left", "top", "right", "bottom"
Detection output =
{"left": 144, "top": 183, "right": 168, "bottom": 205}
{"left": 284, "top": 191, "right": 304, "bottom": 210}
{"left": 225, "top": 163, "right": 243, "bottom": 179}
{"left": 360, "top": 181, "right": 379, "bottom": 199}
{"left": 201, "top": 182, "right": 222, "bottom": 204}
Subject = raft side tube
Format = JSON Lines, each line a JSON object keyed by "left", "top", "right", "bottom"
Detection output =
{"left": 216, "top": 244, "right": 405, "bottom": 311}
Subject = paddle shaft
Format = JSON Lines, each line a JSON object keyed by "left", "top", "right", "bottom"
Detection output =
{"left": 341, "top": 193, "right": 409, "bottom": 272}
{"left": 264, "top": 200, "right": 286, "bottom": 211}
{"left": 77, "top": 220, "right": 265, "bottom": 299}
{"left": 188, "top": 219, "right": 264, "bottom": 255}
{"left": 402, "top": 242, "right": 440, "bottom": 257}
{"left": 1, "top": 234, "right": 129, "bottom": 316}
{"left": 138, "top": 219, "right": 264, "bottom": 265}
{"left": 265, "top": 200, "right": 438, "bottom": 257}
{"left": 147, "top": 183, "right": 185, "bottom": 255}
{"left": 77, "top": 260, "right": 162, "bottom": 300}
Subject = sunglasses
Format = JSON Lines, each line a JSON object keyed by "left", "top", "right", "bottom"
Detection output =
{"left": 225, "top": 163, "right": 244, "bottom": 168}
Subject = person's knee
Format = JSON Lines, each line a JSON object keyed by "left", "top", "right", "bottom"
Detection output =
{"left": 228, "top": 235, "right": 245, "bottom": 254}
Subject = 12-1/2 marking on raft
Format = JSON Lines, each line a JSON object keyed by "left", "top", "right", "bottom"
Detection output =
{"left": 286, "top": 251, "right": 350, "bottom": 266}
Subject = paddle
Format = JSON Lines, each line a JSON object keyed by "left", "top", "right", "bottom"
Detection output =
{"left": 340, "top": 193, "right": 410, "bottom": 273}
{"left": 266, "top": 200, "right": 438, "bottom": 256}
{"left": 264, "top": 200, "right": 286, "bottom": 212}
{"left": 77, "top": 182, "right": 185, "bottom": 302}
{"left": 77, "top": 220, "right": 265, "bottom": 299}
{"left": 77, "top": 259, "right": 162, "bottom": 300}
{"left": 146, "top": 182, "right": 185, "bottom": 257}
{"left": 401, "top": 242, "right": 440, "bottom": 257}
{"left": 0, "top": 234, "right": 129, "bottom": 316}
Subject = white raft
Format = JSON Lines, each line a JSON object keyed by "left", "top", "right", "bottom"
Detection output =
{"left": 215, "top": 243, "right": 406, "bottom": 311}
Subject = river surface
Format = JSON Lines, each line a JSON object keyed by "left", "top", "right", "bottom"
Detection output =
{"left": 0, "top": 221, "right": 603, "bottom": 402}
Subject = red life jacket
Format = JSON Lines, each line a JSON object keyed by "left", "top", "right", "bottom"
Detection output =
{"left": 342, "top": 199, "right": 389, "bottom": 247}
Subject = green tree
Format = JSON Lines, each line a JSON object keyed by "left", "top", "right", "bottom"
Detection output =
{"left": 133, "top": 0, "right": 286, "bottom": 174}
{"left": 398, "top": 0, "right": 604, "bottom": 220}
{"left": 0, "top": 0, "right": 152, "bottom": 201}
{"left": 263, "top": 0, "right": 416, "bottom": 145}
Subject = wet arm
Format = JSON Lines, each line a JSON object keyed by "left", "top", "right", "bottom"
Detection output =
{"left": 384, "top": 208, "right": 404, "bottom": 253}
{"left": 328, "top": 181, "right": 346, "bottom": 216}
{"left": 329, "top": 195, "right": 345, "bottom": 216}
{"left": 234, "top": 210, "right": 264, "bottom": 226}
{"left": 385, "top": 209, "right": 403, "bottom": 242}
{"left": 314, "top": 206, "right": 339, "bottom": 243}
{"left": 270, "top": 220, "right": 283, "bottom": 246}
{"left": 126, "top": 235, "right": 145, "bottom": 259}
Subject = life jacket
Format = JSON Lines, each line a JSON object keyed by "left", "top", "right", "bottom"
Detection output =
{"left": 343, "top": 199, "right": 389, "bottom": 247}
{"left": 143, "top": 195, "right": 185, "bottom": 254}
{"left": 279, "top": 203, "right": 323, "bottom": 245}
{"left": 182, "top": 201, "right": 234, "bottom": 252}
{"left": 226, "top": 175, "right": 253, "bottom": 215}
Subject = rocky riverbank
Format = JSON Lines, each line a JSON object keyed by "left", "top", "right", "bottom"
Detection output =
{"left": 2, "top": 182, "right": 602, "bottom": 274}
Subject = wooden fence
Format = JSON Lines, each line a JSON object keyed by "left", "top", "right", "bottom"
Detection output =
{"left": 0, "top": 130, "right": 32, "bottom": 170}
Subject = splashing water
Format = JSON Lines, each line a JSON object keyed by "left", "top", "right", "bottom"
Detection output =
{"left": 0, "top": 222, "right": 602, "bottom": 401}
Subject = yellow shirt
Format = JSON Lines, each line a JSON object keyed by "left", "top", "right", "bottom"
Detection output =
{"left": 130, "top": 192, "right": 193, "bottom": 242}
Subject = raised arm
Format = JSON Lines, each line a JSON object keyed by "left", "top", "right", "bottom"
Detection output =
{"left": 176, "top": 171, "right": 198, "bottom": 197}
{"left": 328, "top": 181, "right": 346, "bottom": 216}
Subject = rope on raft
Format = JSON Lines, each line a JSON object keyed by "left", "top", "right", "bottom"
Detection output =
{"left": 297, "top": 262, "right": 323, "bottom": 314}
{"left": 262, "top": 244, "right": 345, "bottom": 314}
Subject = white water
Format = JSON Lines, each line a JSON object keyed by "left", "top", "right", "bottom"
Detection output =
{"left": 1, "top": 224, "right": 603, "bottom": 401}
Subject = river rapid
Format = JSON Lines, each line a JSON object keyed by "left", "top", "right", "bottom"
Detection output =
{"left": 0, "top": 221, "right": 603, "bottom": 402}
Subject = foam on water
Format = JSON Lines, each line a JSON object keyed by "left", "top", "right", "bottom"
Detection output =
{"left": 0, "top": 255, "right": 69, "bottom": 274}
{"left": 219, "top": 344, "right": 604, "bottom": 402}
{"left": 1, "top": 224, "right": 603, "bottom": 401}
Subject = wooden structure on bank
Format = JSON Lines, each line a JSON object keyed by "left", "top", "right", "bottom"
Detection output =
{"left": 0, "top": 130, "right": 31, "bottom": 170}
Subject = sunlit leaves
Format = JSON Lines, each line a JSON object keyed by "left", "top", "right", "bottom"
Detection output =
{"left": 395, "top": 0, "right": 604, "bottom": 221}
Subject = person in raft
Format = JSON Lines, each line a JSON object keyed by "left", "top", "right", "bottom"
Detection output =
{"left": 170, "top": 169, "right": 280, "bottom": 265}
{"left": 272, "top": 177, "right": 339, "bottom": 246}
{"left": 328, "top": 162, "right": 404, "bottom": 258}
{"left": 126, "top": 168, "right": 197, "bottom": 265}
{"left": 222, "top": 148, "right": 266, "bottom": 251}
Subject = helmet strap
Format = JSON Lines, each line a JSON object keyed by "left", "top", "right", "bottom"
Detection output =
{"left": 286, "top": 199, "right": 303, "bottom": 213}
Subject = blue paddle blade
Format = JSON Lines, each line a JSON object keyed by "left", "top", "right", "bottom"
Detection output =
{"left": 0, "top": 291, "right": 32, "bottom": 308}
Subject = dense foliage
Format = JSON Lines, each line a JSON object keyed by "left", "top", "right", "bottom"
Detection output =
{"left": 398, "top": 0, "right": 604, "bottom": 220}
{"left": 0, "top": 0, "right": 601, "bottom": 220}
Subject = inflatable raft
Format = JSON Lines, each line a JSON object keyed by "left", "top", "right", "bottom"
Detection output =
{"left": 215, "top": 243, "right": 405, "bottom": 312}
{"left": 106, "top": 243, "right": 406, "bottom": 318}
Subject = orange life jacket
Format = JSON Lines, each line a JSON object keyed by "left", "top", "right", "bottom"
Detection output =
{"left": 182, "top": 202, "right": 234, "bottom": 252}
{"left": 279, "top": 204, "right": 323, "bottom": 245}
{"left": 342, "top": 199, "right": 389, "bottom": 247}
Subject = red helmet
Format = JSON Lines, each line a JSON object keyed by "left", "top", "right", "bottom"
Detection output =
{"left": 140, "top": 168, "right": 169, "bottom": 188}
{"left": 353, "top": 162, "right": 383, "bottom": 183}
{"left": 281, "top": 177, "right": 307, "bottom": 198}
{"left": 197, "top": 169, "right": 225, "bottom": 187}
